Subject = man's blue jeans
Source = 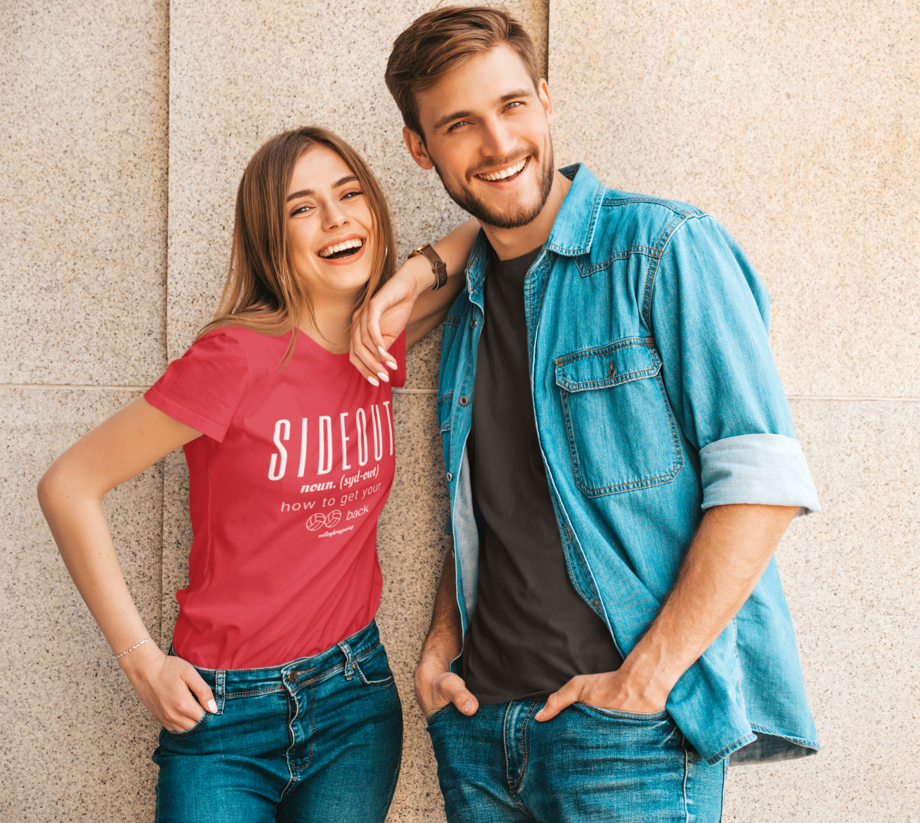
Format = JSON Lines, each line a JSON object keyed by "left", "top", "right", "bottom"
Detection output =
{"left": 153, "top": 621, "right": 402, "bottom": 822}
{"left": 426, "top": 701, "right": 726, "bottom": 822}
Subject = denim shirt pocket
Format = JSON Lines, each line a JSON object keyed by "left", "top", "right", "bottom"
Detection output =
{"left": 554, "top": 338, "right": 683, "bottom": 496}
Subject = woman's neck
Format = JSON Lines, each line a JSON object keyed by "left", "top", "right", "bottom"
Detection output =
{"left": 296, "top": 294, "right": 358, "bottom": 354}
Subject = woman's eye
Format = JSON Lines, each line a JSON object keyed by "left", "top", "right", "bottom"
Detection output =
{"left": 291, "top": 204, "right": 314, "bottom": 217}
{"left": 342, "top": 190, "right": 364, "bottom": 200}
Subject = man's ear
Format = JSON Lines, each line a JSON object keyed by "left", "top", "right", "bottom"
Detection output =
{"left": 538, "top": 79, "right": 554, "bottom": 127}
{"left": 403, "top": 126, "right": 434, "bottom": 170}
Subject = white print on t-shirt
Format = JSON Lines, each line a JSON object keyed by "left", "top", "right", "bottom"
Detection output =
{"left": 305, "top": 510, "right": 341, "bottom": 531}
{"left": 267, "top": 401, "right": 393, "bottom": 482}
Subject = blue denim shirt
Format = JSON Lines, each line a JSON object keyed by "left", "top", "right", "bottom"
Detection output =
{"left": 437, "top": 164, "right": 821, "bottom": 766}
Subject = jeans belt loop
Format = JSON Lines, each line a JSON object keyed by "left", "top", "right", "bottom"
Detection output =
{"left": 215, "top": 669, "right": 226, "bottom": 714}
{"left": 338, "top": 640, "right": 356, "bottom": 680}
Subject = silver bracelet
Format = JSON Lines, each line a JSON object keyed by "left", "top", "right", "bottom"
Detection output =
{"left": 114, "top": 638, "right": 152, "bottom": 660}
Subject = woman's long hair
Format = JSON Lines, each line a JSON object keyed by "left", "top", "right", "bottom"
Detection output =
{"left": 198, "top": 127, "right": 397, "bottom": 364}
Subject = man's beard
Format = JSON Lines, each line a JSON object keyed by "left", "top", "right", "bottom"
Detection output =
{"left": 432, "top": 144, "right": 555, "bottom": 230}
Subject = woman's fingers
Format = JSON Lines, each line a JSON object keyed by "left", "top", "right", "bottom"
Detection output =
{"left": 183, "top": 665, "right": 218, "bottom": 715}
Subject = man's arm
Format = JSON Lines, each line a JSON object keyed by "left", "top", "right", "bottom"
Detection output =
{"left": 536, "top": 502, "right": 797, "bottom": 720}
{"left": 415, "top": 549, "right": 479, "bottom": 719}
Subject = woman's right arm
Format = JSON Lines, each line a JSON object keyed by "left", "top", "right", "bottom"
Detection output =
{"left": 37, "top": 397, "right": 217, "bottom": 732}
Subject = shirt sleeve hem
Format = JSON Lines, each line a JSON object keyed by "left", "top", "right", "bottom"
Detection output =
{"left": 144, "top": 388, "right": 229, "bottom": 443}
{"left": 700, "top": 433, "right": 821, "bottom": 514}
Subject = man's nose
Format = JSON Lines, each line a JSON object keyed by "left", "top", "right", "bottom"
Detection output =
{"left": 479, "top": 117, "right": 517, "bottom": 160}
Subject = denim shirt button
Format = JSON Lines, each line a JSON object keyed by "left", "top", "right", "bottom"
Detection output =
{"left": 470, "top": 318, "right": 478, "bottom": 328}
{"left": 447, "top": 472, "right": 453, "bottom": 481}
{"left": 459, "top": 396, "right": 469, "bottom": 406}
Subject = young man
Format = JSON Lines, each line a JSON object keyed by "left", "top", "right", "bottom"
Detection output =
{"left": 352, "top": 7, "right": 821, "bottom": 821}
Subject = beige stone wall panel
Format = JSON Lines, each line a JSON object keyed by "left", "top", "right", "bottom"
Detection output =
{"left": 548, "top": 0, "right": 920, "bottom": 398}
{"left": 723, "top": 399, "right": 920, "bottom": 820}
{"left": 0, "top": 1, "right": 169, "bottom": 385}
{"left": 0, "top": 389, "right": 162, "bottom": 822}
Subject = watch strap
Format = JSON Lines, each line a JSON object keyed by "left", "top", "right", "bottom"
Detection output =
{"left": 410, "top": 243, "right": 448, "bottom": 291}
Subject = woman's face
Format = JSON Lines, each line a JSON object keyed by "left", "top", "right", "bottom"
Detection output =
{"left": 286, "top": 145, "right": 376, "bottom": 304}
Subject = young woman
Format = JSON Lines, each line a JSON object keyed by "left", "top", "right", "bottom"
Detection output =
{"left": 37, "top": 126, "right": 476, "bottom": 822}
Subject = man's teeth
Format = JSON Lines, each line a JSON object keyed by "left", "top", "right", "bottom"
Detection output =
{"left": 477, "top": 159, "right": 527, "bottom": 182}
{"left": 319, "top": 238, "right": 364, "bottom": 258}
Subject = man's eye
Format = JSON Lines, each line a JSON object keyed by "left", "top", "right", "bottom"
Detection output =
{"left": 505, "top": 101, "right": 523, "bottom": 111}
{"left": 448, "top": 120, "right": 470, "bottom": 132}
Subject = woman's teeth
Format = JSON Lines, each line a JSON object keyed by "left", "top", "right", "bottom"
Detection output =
{"left": 477, "top": 158, "right": 528, "bottom": 182}
{"left": 319, "top": 238, "right": 364, "bottom": 258}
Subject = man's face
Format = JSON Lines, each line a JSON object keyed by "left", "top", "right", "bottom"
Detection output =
{"left": 407, "top": 45, "right": 555, "bottom": 230}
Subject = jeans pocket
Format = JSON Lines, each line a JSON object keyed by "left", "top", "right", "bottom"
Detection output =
{"left": 555, "top": 338, "right": 683, "bottom": 497}
{"left": 575, "top": 702, "right": 671, "bottom": 723}
{"left": 163, "top": 708, "right": 210, "bottom": 739}
{"left": 425, "top": 703, "right": 453, "bottom": 728}
{"left": 352, "top": 643, "right": 396, "bottom": 687}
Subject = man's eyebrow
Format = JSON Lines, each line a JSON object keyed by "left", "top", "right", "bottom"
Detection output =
{"left": 432, "top": 88, "right": 535, "bottom": 132}
{"left": 286, "top": 175, "right": 359, "bottom": 202}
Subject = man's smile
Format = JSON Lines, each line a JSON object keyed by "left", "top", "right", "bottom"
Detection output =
{"left": 474, "top": 156, "right": 530, "bottom": 184}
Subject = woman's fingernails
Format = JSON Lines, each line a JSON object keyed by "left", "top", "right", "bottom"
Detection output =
{"left": 377, "top": 346, "right": 388, "bottom": 356}
{"left": 207, "top": 700, "right": 218, "bottom": 713}
{"left": 377, "top": 371, "right": 389, "bottom": 383}
{"left": 385, "top": 360, "right": 398, "bottom": 370}
{"left": 368, "top": 376, "right": 380, "bottom": 387}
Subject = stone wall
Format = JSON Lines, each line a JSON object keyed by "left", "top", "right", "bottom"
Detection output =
{"left": 2, "top": 1, "right": 917, "bottom": 820}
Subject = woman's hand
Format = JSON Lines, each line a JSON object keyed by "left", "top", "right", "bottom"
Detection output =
{"left": 349, "top": 263, "right": 419, "bottom": 383}
{"left": 119, "top": 641, "right": 217, "bottom": 732}
{"left": 350, "top": 218, "right": 480, "bottom": 381}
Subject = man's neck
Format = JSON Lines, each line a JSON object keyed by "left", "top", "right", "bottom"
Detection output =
{"left": 481, "top": 170, "right": 572, "bottom": 261}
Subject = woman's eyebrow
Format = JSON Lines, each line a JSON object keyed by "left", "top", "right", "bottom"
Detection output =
{"left": 286, "top": 175, "right": 359, "bottom": 203}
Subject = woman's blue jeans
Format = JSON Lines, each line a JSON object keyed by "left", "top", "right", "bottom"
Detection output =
{"left": 153, "top": 621, "right": 403, "bottom": 822}
{"left": 426, "top": 701, "right": 725, "bottom": 822}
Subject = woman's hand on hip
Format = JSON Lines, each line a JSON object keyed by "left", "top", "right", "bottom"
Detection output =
{"left": 119, "top": 641, "right": 217, "bottom": 732}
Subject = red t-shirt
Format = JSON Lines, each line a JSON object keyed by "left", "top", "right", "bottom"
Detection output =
{"left": 145, "top": 326, "right": 406, "bottom": 670}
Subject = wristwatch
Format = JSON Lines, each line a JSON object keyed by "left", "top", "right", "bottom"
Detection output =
{"left": 408, "top": 243, "right": 448, "bottom": 291}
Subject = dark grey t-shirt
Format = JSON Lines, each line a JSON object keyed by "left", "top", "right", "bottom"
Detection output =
{"left": 463, "top": 245, "right": 622, "bottom": 704}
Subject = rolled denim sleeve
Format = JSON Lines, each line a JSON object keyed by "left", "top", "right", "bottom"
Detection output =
{"left": 649, "top": 215, "right": 820, "bottom": 513}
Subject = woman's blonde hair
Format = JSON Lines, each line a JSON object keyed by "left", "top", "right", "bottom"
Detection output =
{"left": 198, "top": 126, "right": 396, "bottom": 364}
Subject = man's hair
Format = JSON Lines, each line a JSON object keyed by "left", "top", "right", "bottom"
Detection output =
{"left": 385, "top": 5, "right": 540, "bottom": 140}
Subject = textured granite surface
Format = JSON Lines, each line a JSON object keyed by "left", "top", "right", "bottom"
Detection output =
{"left": 6, "top": 0, "right": 919, "bottom": 820}
{"left": 0, "top": 389, "right": 162, "bottom": 823}
{"left": 0, "top": 0, "right": 169, "bottom": 386}
{"left": 549, "top": 0, "right": 920, "bottom": 399}
{"left": 722, "top": 399, "right": 920, "bottom": 821}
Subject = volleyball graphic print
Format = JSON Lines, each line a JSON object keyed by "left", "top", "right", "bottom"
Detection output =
{"left": 306, "top": 510, "right": 341, "bottom": 531}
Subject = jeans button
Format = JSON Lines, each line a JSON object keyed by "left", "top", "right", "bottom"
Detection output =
{"left": 287, "top": 672, "right": 297, "bottom": 683}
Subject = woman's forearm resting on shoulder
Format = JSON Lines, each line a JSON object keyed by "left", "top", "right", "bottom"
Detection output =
{"left": 350, "top": 218, "right": 479, "bottom": 379}
{"left": 37, "top": 398, "right": 217, "bottom": 731}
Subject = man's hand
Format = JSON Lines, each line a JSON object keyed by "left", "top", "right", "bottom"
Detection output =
{"left": 535, "top": 668, "right": 668, "bottom": 722}
{"left": 415, "top": 658, "right": 479, "bottom": 720}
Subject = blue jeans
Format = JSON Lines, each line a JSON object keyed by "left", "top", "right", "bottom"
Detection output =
{"left": 426, "top": 701, "right": 725, "bottom": 822}
{"left": 153, "top": 621, "right": 403, "bottom": 822}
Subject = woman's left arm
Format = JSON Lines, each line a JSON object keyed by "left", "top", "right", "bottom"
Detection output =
{"left": 350, "top": 219, "right": 479, "bottom": 379}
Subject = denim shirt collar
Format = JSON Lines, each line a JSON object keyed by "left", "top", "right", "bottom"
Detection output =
{"left": 464, "top": 163, "right": 605, "bottom": 296}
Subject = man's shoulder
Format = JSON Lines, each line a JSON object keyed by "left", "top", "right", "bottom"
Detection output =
{"left": 593, "top": 184, "right": 709, "bottom": 255}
